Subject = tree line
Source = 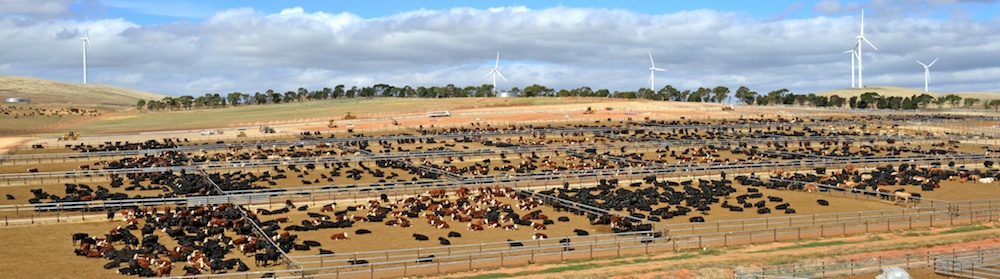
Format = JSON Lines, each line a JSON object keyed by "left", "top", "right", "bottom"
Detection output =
{"left": 136, "top": 83, "right": 999, "bottom": 111}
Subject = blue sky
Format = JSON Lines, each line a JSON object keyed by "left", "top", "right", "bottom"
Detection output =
{"left": 2, "top": 0, "right": 999, "bottom": 96}
{"left": 82, "top": 0, "right": 998, "bottom": 23}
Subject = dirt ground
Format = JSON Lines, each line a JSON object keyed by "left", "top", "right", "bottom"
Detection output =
{"left": 2, "top": 101, "right": 1000, "bottom": 278}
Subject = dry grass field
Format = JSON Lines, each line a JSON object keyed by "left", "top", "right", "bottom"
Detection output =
{"left": 0, "top": 76, "right": 164, "bottom": 106}
{"left": 817, "top": 85, "right": 1000, "bottom": 104}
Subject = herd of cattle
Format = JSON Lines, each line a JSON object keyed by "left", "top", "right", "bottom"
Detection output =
{"left": 5, "top": 114, "right": 998, "bottom": 276}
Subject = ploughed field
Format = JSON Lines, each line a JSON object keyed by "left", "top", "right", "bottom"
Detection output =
{"left": 3, "top": 114, "right": 1000, "bottom": 278}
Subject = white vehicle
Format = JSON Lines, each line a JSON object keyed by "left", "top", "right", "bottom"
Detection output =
{"left": 200, "top": 130, "right": 214, "bottom": 135}
{"left": 429, "top": 110, "right": 451, "bottom": 117}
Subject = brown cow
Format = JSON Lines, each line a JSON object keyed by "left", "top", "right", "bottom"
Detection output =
{"left": 330, "top": 232, "right": 348, "bottom": 240}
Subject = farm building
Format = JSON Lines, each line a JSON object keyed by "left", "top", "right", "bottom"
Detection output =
{"left": 4, "top": 97, "right": 31, "bottom": 103}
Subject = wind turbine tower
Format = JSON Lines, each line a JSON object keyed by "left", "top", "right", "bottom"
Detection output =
{"left": 81, "top": 29, "right": 91, "bottom": 84}
{"left": 855, "top": 9, "right": 877, "bottom": 88}
{"left": 917, "top": 58, "right": 938, "bottom": 92}
{"left": 647, "top": 52, "right": 665, "bottom": 90}
{"left": 843, "top": 47, "right": 858, "bottom": 88}
{"left": 484, "top": 51, "right": 507, "bottom": 93}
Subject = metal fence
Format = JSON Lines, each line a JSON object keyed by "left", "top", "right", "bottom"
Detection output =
{"left": 736, "top": 245, "right": 1000, "bottom": 279}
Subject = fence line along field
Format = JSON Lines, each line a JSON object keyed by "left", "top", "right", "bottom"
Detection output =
{"left": 2, "top": 99, "right": 1000, "bottom": 278}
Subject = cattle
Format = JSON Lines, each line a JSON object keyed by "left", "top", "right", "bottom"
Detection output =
{"left": 348, "top": 259, "right": 369, "bottom": 265}
{"left": 507, "top": 239, "right": 524, "bottom": 247}
{"left": 532, "top": 233, "right": 548, "bottom": 240}
{"left": 412, "top": 233, "right": 429, "bottom": 241}
{"left": 531, "top": 222, "right": 547, "bottom": 230}
{"left": 438, "top": 237, "right": 451, "bottom": 245}
{"left": 689, "top": 216, "right": 705, "bottom": 223}
{"left": 416, "top": 255, "right": 435, "bottom": 263}
{"left": 557, "top": 216, "right": 570, "bottom": 222}
{"left": 573, "top": 229, "right": 589, "bottom": 236}
{"left": 447, "top": 231, "right": 462, "bottom": 238}
{"left": 757, "top": 208, "right": 771, "bottom": 214}
{"left": 817, "top": 199, "right": 830, "bottom": 206}
{"left": 355, "top": 229, "right": 372, "bottom": 235}
{"left": 4, "top": 194, "right": 12, "bottom": 200}
{"left": 27, "top": 168, "right": 38, "bottom": 173}
{"left": 330, "top": 232, "right": 349, "bottom": 240}
{"left": 303, "top": 240, "right": 321, "bottom": 247}
{"left": 72, "top": 233, "right": 89, "bottom": 246}
{"left": 318, "top": 249, "right": 334, "bottom": 255}
{"left": 467, "top": 223, "right": 484, "bottom": 231}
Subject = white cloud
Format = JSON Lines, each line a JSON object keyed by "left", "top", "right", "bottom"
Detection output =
{"left": 0, "top": 0, "right": 73, "bottom": 16}
{"left": 1, "top": 4, "right": 999, "bottom": 96}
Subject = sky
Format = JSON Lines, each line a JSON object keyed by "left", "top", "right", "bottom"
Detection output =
{"left": 1, "top": 0, "right": 999, "bottom": 96}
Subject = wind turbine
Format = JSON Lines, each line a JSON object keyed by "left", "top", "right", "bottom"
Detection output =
{"left": 484, "top": 51, "right": 507, "bottom": 93}
{"left": 843, "top": 45, "right": 858, "bottom": 88}
{"left": 916, "top": 58, "right": 938, "bottom": 92}
{"left": 855, "top": 9, "right": 877, "bottom": 88}
{"left": 81, "top": 27, "right": 91, "bottom": 84}
{"left": 647, "top": 52, "right": 665, "bottom": 90}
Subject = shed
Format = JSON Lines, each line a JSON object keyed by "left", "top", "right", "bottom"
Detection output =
{"left": 4, "top": 98, "right": 31, "bottom": 103}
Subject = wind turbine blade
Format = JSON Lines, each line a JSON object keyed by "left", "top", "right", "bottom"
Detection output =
{"left": 648, "top": 52, "right": 655, "bottom": 67}
{"left": 652, "top": 68, "right": 665, "bottom": 72}
{"left": 928, "top": 58, "right": 938, "bottom": 67}
{"left": 863, "top": 38, "right": 877, "bottom": 51}
{"left": 485, "top": 70, "right": 494, "bottom": 77}
{"left": 495, "top": 51, "right": 500, "bottom": 68}
{"left": 497, "top": 71, "right": 507, "bottom": 83}
{"left": 916, "top": 60, "right": 928, "bottom": 68}
{"left": 860, "top": 9, "right": 865, "bottom": 36}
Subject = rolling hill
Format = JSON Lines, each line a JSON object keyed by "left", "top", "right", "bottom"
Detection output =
{"left": 817, "top": 85, "right": 999, "bottom": 101}
{"left": 0, "top": 76, "right": 165, "bottom": 106}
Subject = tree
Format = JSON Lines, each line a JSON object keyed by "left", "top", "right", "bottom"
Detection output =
{"left": 268, "top": 90, "right": 282, "bottom": 103}
{"left": 333, "top": 85, "right": 345, "bottom": 99}
{"left": 711, "top": 86, "right": 730, "bottom": 103}
{"left": 828, "top": 95, "right": 845, "bottom": 108}
{"left": 763, "top": 88, "right": 789, "bottom": 105}
{"left": 991, "top": 100, "right": 1000, "bottom": 110}
{"left": 942, "top": 94, "right": 962, "bottom": 108}
{"left": 177, "top": 95, "right": 194, "bottom": 109}
{"left": 735, "top": 86, "right": 756, "bottom": 104}
{"left": 346, "top": 86, "right": 358, "bottom": 98}
{"left": 849, "top": 96, "right": 858, "bottom": 108}
{"left": 964, "top": 98, "right": 981, "bottom": 108}
{"left": 522, "top": 84, "right": 548, "bottom": 97}
{"left": 594, "top": 88, "right": 608, "bottom": 98}
{"left": 859, "top": 92, "right": 881, "bottom": 107}
{"left": 933, "top": 97, "right": 947, "bottom": 108}
{"left": 914, "top": 94, "right": 934, "bottom": 109}
{"left": 658, "top": 85, "right": 679, "bottom": 101}
{"left": 136, "top": 100, "right": 146, "bottom": 110}
{"left": 227, "top": 92, "right": 243, "bottom": 107}
{"left": 283, "top": 91, "right": 296, "bottom": 103}
{"left": 293, "top": 87, "right": 306, "bottom": 101}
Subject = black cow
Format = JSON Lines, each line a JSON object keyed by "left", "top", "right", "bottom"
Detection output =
{"left": 416, "top": 255, "right": 435, "bottom": 263}
{"left": 438, "top": 237, "right": 451, "bottom": 245}
{"left": 447, "top": 231, "right": 462, "bottom": 238}
{"left": 412, "top": 233, "right": 429, "bottom": 241}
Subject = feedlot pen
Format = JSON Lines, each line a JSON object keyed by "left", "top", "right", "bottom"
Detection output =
{"left": 5, "top": 114, "right": 1000, "bottom": 278}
